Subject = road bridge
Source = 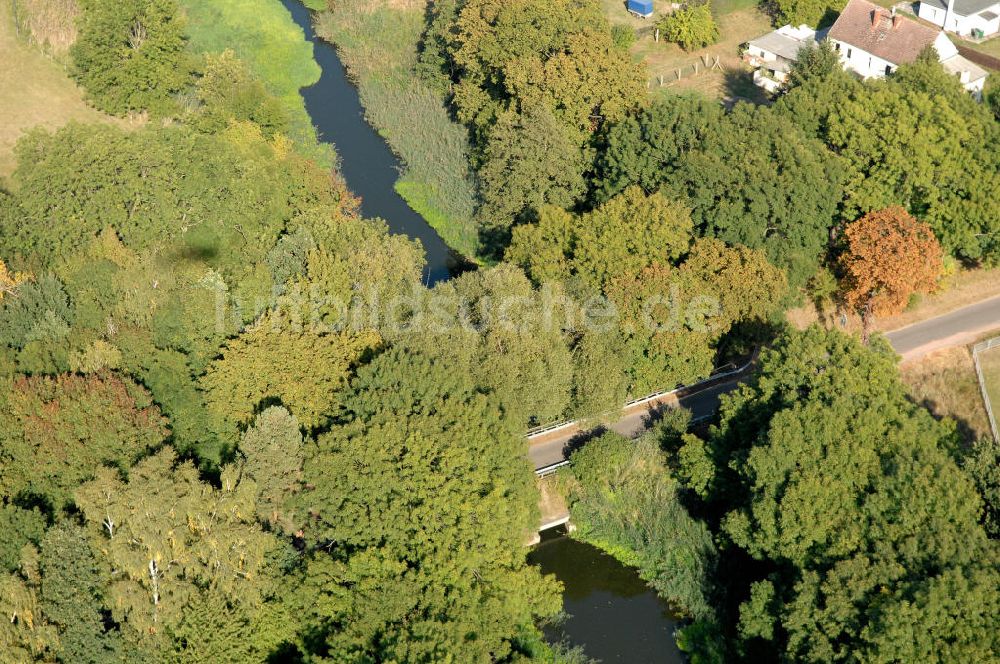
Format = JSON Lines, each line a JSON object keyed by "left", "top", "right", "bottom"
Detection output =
{"left": 530, "top": 295, "right": 1000, "bottom": 536}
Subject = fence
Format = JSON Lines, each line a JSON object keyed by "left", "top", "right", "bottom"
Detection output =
{"left": 972, "top": 335, "right": 1000, "bottom": 443}
{"left": 648, "top": 54, "right": 725, "bottom": 89}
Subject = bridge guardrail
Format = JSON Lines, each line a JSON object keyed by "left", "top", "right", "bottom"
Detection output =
{"left": 535, "top": 460, "right": 571, "bottom": 478}
{"left": 526, "top": 349, "right": 757, "bottom": 441}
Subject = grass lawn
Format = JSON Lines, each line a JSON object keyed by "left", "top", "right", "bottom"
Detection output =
{"left": 0, "top": 1, "right": 123, "bottom": 180}
{"left": 601, "top": 0, "right": 773, "bottom": 103}
{"left": 900, "top": 346, "right": 992, "bottom": 445}
{"left": 959, "top": 34, "right": 1000, "bottom": 60}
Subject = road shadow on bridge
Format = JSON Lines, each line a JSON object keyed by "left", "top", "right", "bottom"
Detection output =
{"left": 559, "top": 400, "right": 686, "bottom": 460}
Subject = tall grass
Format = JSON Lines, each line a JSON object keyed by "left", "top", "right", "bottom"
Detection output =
{"left": 314, "top": 3, "right": 480, "bottom": 258}
{"left": 176, "top": 0, "right": 331, "bottom": 165}
{"left": 10, "top": 0, "right": 79, "bottom": 59}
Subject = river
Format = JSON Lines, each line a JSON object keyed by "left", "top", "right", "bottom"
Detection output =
{"left": 529, "top": 532, "right": 684, "bottom": 663}
{"left": 281, "top": 0, "right": 460, "bottom": 285}
{"left": 282, "top": 3, "right": 682, "bottom": 660}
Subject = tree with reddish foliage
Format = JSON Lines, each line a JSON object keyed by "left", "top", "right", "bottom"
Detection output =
{"left": 839, "top": 207, "right": 942, "bottom": 338}
{"left": 0, "top": 372, "right": 167, "bottom": 510}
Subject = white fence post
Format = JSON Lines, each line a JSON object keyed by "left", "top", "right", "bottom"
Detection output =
{"left": 972, "top": 336, "right": 1000, "bottom": 443}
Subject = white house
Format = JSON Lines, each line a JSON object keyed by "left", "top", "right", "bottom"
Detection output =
{"left": 918, "top": 0, "right": 1000, "bottom": 38}
{"left": 827, "top": 0, "right": 987, "bottom": 95}
{"left": 744, "top": 25, "right": 819, "bottom": 92}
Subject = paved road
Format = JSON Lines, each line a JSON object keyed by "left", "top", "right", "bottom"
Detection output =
{"left": 528, "top": 377, "right": 743, "bottom": 470}
{"left": 530, "top": 294, "right": 1000, "bottom": 470}
{"left": 885, "top": 294, "right": 1000, "bottom": 360}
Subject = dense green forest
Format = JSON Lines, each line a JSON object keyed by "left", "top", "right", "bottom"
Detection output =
{"left": 1, "top": 0, "right": 998, "bottom": 661}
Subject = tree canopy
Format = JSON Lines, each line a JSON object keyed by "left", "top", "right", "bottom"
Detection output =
{"left": 657, "top": 3, "right": 719, "bottom": 51}
{"left": 201, "top": 314, "right": 380, "bottom": 433}
{"left": 839, "top": 207, "right": 943, "bottom": 327}
{"left": 477, "top": 106, "right": 588, "bottom": 226}
{"left": 74, "top": 449, "right": 276, "bottom": 648}
{"left": 507, "top": 187, "right": 694, "bottom": 292}
{"left": 606, "top": 239, "right": 786, "bottom": 392}
{"left": 698, "top": 328, "right": 1000, "bottom": 662}
{"left": 297, "top": 346, "right": 561, "bottom": 660}
{"left": 507, "top": 187, "right": 787, "bottom": 395}
{"left": 0, "top": 373, "right": 166, "bottom": 511}
{"left": 71, "top": 0, "right": 189, "bottom": 115}
{"left": 779, "top": 51, "right": 1000, "bottom": 263}
{"left": 768, "top": 0, "right": 841, "bottom": 27}
{"left": 450, "top": 0, "right": 645, "bottom": 146}
{"left": 4, "top": 123, "right": 340, "bottom": 280}
{"left": 408, "top": 264, "right": 577, "bottom": 426}
{"left": 593, "top": 98, "right": 842, "bottom": 288}
{"left": 3, "top": 0, "right": 999, "bottom": 660}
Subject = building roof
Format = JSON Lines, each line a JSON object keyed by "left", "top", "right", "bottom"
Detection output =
{"left": 921, "top": 0, "right": 999, "bottom": 18}
{"left": 941, "top": 53, "right": 989, "bottom": 82}
{"left": 829, "top": 0, "right": 941, "bottom": 65}
{"left": 747, "top": 25, "right": 818, "bottom": 60}
{"left": 769, "top": 58, "right": 794, "bottom": 73}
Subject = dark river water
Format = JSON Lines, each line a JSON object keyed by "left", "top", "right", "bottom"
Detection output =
{"left": 282, "top": 0, "right": 459, "bottom": 284}
{"left": 281, "top": 2, "right": 682, "bottom": 659}
{"left": 529, "top": 532, "right": 684, "bottom": 663}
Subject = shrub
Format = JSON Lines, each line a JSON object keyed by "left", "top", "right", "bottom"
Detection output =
{"left": 191, "top": 51, "right": 289, "bottom": 138}
{"left": 175, "top": 0, "right": 325, "bottom": 158}
{"left": 611, "top": 23, "right": 636, "bottom": 50}
{"left": 658, "top": 3, "right": 719, "bottom": 51}
{"left": 569, "top": 432, "right": 717, "bottom": 618}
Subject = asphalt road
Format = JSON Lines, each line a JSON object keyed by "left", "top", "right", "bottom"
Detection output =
{"left": 528, "top": 377, "right": 742, "bottom": 470}
{"left": 530, "top": 294, "right": 1000, "bottom": 470}
{"left": 885, "top": 294, "right": 1000, "bottom": 359}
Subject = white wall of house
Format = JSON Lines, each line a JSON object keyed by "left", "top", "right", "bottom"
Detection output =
{"left": 962, "top": 72, "right": 988, "bottom": 94}
{"left": 829, "top": 39, "right": 900, "bottom": 78}
{"left": 934, "top": 31, "right": 960, "bottom": 57}
{"left": 919, "top": 2, "right": 960, "bottom": 29}
{"left": 746, "top": 44, "right": 779, "bottom": 62}
{"left": 918, "top": 1, "right": 1000, "bottom": 36}
{"left": 752, "top": 69, "right": 786, "bottom": 92}
{"left": 918, "top": 2, "right": 946, "bottom": 25}
{"left": 942, "top": 55, "right": 989, "bottom": 95}
{"left": 965, "top": 11, "right": 1000, "bottom": 35}
{"left": 829, "top": 32, "right": 985, "bottom": 96}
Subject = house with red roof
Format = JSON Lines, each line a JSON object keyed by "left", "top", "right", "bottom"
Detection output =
{"left": 827, "top": 0, "right": 987, "bottom": 95}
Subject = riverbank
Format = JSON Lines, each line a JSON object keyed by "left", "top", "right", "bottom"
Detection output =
{"left": 554, "top": 432, "right": 722, "bottom": 659}
{"left": 529, "top": 530, "right": 684, "bottom": 663}
{"left": 312, "top": 2, "right": 481, "bottom": 259}
{"left": 280, "top": 0, "right": 461, "bottom": 283}
{"left": 177, "top": 0, "right": 333, "bottom": 167}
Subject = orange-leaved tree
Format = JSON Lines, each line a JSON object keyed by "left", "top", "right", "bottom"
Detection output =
{"left": 839, "top": 207, "right": 942, "bottom": 338}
